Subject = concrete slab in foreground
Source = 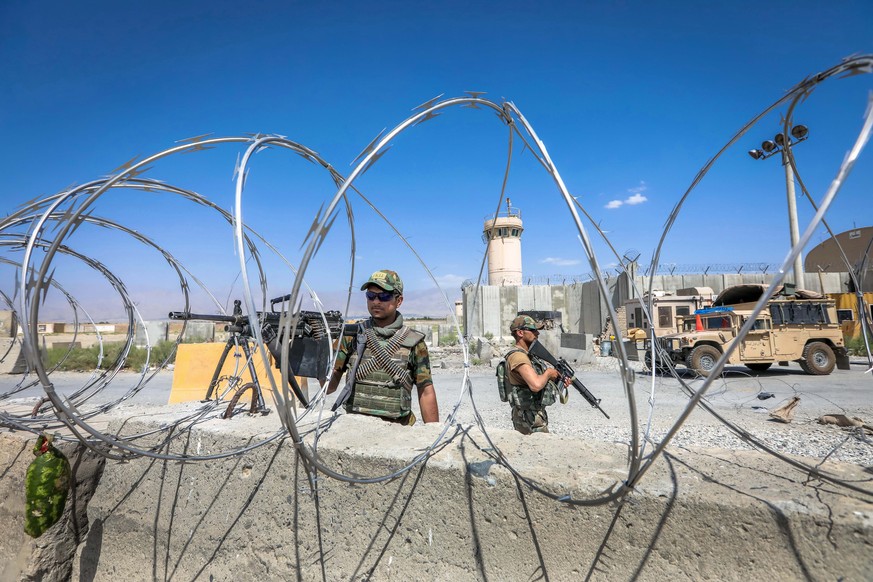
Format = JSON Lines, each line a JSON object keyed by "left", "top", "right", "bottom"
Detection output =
{"left": 1, "top": 412, "right": 871, "bottom": 581}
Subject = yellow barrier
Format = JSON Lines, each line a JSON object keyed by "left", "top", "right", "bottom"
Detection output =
{"left": 169, "top": 343, "right": 308, "bottom": 405}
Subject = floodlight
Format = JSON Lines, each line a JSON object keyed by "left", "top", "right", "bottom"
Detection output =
{"left": 748, "top": 149, "right": 763, "bottom": 160}
{"left": 774, "top": 133, "right": 786, "bottom": 146}
{"left": 761, "top": 140, "right": 777, "bottom": 153}
{"left": 791, "top": 124, "right": 808, "bottom": 140}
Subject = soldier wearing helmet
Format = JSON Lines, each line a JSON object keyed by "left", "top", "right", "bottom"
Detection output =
{"left": 504, "top": 315, "right": 566, "bottom": 434}
{"left": 327, "top": 270, "right": 439, "bottom": 425}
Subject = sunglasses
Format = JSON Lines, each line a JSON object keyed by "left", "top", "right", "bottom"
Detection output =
{"left": 365, "top": 290, "right": 396, "bottom": 302}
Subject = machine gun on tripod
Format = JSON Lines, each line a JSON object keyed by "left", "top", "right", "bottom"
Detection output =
{"left": 169, "top": 296, "right": 356, "bottom": 418}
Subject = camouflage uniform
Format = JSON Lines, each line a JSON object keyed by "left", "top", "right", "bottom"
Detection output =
{"left": 25, "top": 434, "right": 71, "bottom": 537}
{"left": 506, "top": 349, "right": 555, "bottom": 434}
{"left": 511, "top": 406, "right": 549, "bottom": 435}
{"left": 504, "top": 315, "right": 557, "bottom": 435}
{"left": 333, "top": 313, "right": 431, "bottom": 426}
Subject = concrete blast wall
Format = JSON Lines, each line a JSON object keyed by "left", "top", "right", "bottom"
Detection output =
{"left": 464, "top": 282, "right": 610, "bottom": 339}
{"left": 1, "top": 422, "right": 870, "bottom": 581}
{"left": 0, "top": 339, "right": 26, "bottom": 375}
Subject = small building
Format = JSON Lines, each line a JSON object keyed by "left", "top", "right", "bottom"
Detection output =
{"left": 35, "top": 322, "right": 66, "bottom": 334}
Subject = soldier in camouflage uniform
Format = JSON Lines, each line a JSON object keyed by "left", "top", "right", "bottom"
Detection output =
{"left": 327, "top": 270, "right": 439, "bottom": 425}
{"left": 505, "top": 315, "right": 565, "bottom": 434}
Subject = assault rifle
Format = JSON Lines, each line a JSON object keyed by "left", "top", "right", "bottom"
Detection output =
{"left": 169, "top": 296, "right": 358, "bottom": 413}
{"left": 528, "top": 339, "right": 610, "bottom": 419}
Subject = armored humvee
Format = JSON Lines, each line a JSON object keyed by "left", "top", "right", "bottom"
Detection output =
{"left": 648, "top": 284, "right": 850, "bottom": 376}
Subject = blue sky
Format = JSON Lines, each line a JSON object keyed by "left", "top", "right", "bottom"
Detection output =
{"left": 1, "top": 1, "right": 871, "bottom": 319}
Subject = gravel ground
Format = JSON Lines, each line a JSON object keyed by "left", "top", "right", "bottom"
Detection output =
{"left": 426, "top": 346, "right": 873, "bottom": 468}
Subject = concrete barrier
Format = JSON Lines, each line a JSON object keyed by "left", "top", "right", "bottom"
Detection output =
{"left": 169, "top": 343, "right": 309, "bottom": 405}
{"left": 0, "top": 338, "right": 26, "bottom": 374}
{"left": 1, "top": 416, "right": 870, "bottom": 580}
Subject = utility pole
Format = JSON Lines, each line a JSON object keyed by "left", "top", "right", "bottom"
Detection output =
{"left": 748, "top": 124, "right": 809, "bottom": 288}
{"left": 782, "top": 143, "right": 805, "bottom": 287}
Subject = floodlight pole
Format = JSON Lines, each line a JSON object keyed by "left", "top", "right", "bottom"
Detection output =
{"left": 781, "top": 141, "right": 805, "bottom": 288}
{"left": 750, "top": 128, "right": 808, "bottom": 289}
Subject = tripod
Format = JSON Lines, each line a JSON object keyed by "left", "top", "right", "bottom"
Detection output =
{"left": 203, "top": 300, "right": 269, "bottom": 417}
{"left": 172, "top": 298, "right": 314, "bottom": 418}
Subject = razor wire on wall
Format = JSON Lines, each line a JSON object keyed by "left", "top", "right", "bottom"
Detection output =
{"left": 1, "top": 56, "right": 871, "bottom": 509}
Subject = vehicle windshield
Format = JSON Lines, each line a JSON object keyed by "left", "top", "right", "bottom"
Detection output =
{"left": 704, "top": 315, "right": 732, "bottom": 329}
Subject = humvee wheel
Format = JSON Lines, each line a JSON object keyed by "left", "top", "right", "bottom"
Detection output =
{"left": 687, "top": 345, "right": 721, "bottom": 376}
{"left": 746, "top": 363, "right": 772, "bottom": 373}
{"left": 799, "top": 341, "right": 835, "bottom": 375}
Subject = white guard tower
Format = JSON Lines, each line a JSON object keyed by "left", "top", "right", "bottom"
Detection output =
{"left": 483, "top": 199, "right": 523, "bottom": 286}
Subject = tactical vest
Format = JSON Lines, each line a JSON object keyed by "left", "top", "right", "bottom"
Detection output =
{"left": 504, "top": 350, "right": 557, "bottom": 411}
{"left": 345, "top": 323, "right": 425, "bottom": 419}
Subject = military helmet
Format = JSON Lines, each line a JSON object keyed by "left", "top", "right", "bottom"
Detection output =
{"left": 510, "top": 315, "right": 543, "bottom": 332}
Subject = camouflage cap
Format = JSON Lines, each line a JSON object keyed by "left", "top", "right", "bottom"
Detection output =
{"left": 510, "top": 315, "right": 543, "bottom": 332}
{"left": 360, "top": 269, "right": 403, "bottom": 294}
